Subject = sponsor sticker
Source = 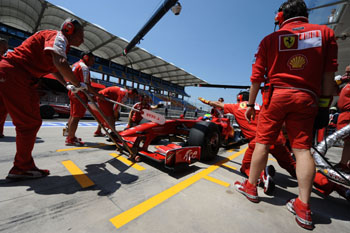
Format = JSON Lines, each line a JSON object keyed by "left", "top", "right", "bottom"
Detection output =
{"left": 183, "top": 149, "right": 198, "bottom": 162}
{"left": 279, "top": 30, "right": 322, "bottom": 51}
{"left": 287, "top": 54, "right": 308, "bottom": 70}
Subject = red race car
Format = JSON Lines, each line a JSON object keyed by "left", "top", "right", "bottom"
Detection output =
{"left": 114, "top": 115, "right": 240, "bottom": 170}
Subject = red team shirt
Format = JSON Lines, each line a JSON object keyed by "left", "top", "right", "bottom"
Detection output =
{"left": 251, "top": 17, "right": 338, "bottom": 96}
{"left": 5, "top": 30, "right": 69, "bottom": 78}
{"left": 337, "top": 83, "right": 350, "bottom": 135}
{"left": 99, "top": 86, "right": 128, "bottom": 103}
{"left": 224, "top": 102, "right": 260, "bottom": 140}
{"left": 338, "top": 84, "right": 350, "bottom": 111}
{"left": 98, "top": 87, "right": 128, "bottom": 116}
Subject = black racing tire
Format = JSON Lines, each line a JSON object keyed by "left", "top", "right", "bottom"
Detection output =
{"left": 40, "top": 105, "right": 55, "bottom": 119}
{"left": 188, "top": 121, "right": 220, "bottom": 161}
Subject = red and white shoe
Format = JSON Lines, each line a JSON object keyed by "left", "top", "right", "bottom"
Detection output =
{"left": 65, "top": 137, "right": 85, "bottom": 146}
{"left": 234, "top": 179, "right": 259, "bottom": 203}
{"left": 6, "top": 167, "right": 50, "bottom": 180}
{"left": 286, "top": 198, "right": 314, "bottom": 230}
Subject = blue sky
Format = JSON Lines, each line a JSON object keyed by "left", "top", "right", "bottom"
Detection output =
{"left": 47, "top": 0, "right": 294, "bottom": 106}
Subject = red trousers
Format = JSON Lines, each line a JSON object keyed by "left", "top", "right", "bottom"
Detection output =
{"left": 0, "top": 60, "right": 42, "bottom": 170}
{"left": 0, "top": 97, "right": 7, "bottom": 135}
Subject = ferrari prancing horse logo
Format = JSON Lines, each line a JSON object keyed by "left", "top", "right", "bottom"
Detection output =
{"left": 283, "top": 36, "right": 296, "bottom": 49}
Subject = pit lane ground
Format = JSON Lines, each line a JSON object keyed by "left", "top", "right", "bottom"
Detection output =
{"left": 0, "top": 118, "right": 349, "bottom": 233}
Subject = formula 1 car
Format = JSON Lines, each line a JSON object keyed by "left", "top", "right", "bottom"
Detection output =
{"left": 113, "top": 114, "right": 241, "bottom": 170}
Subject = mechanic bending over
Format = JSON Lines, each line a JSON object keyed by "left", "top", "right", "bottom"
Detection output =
{"left": 94, "top": 86, "right": 138, "bottom": 136}
{"left": 199, "top": 92, "right": 350, "bottom": 202}
{"left": 234, "top": 0, "right": 338, "bottom": 229}
{"left": 0, "top": 18, "right": 88, "bottom": 179}
{"left": 65, "top": 51, "right": 104, "bottom": 146}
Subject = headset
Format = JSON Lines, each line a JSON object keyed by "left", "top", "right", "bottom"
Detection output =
{"left": 237, "top": 91, "right": 249, "bottom": 103}
{"left": 62, "top": 18, "right": 78, "bottom": 35}
{"left": 274, "top": 1, "right": 308, "bottom": 28}
{"left": 275, "top": 11, "right": 284, "bottom": 26}
{"left": 83, "top": 54, "right": 89, "bottom": 62}
{"left": 81, "top": 51, "right": 93, "bottom": 63}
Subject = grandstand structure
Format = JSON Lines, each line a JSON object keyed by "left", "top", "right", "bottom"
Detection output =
{"left": 1, "top": 0, "right": 350, "bottom": 117}
{"left": 0, "top": 0, "right": 208, "bottom": 117}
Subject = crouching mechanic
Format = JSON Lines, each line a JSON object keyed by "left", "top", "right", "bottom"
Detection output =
{"left": 199, "top": 92, "right": 350, "bottom": 201}
{"left": 94, "top": 86, "right": 138, "bottom": 135}
{"left": 65, "top": 51, "right": 102, "bottom": 146}
{"left": 126, "top": 94, "right": 163, "bottom": 128}
{"left": 334, "top": 65, "right": 350, "bottom": 173}
{"left": 199, "top": 92, "right": 297, "bottom": 195}
{"left": 0, "top": 18, "right": 86, "bottom": 179}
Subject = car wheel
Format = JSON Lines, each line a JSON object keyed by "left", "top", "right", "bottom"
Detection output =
{"left": 188, "top": 121, "right": 220, "bottom": 161}
{"left": 40, "top": 105, "right": 55, "bottom": 119}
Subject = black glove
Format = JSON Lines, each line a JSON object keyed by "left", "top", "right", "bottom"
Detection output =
{"left": 313, "top": 107, "right": 329, "bottom": 130}
{"left": 157, "top": 103, "right": 164, "bottom": 108}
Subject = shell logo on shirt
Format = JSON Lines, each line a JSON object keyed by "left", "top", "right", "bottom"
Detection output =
{"left": 287, "top": 54, "right": 308, "bottom": 70}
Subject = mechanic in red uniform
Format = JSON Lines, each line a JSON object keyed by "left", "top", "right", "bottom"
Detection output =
{"left": 211, "top": 97, "right": 224, "bottom": 118}
{"left": 335, "top": 65, "right": 350, "bottom": 173}
{"left": 234, "top": 1, "right": 338, "bottom": 229}
{"left": 94, "top": 86, "right": 138, "bottom": 134}
{"left": 0, "top": 18, "right": 86, "bottom": 179}
{"left": 199, "top": 92, "right": 350, "bottom": 201}
{"left": 0, "top": 37, "right": 9, "bottom": 138}
{"left": 126, "top": 95, "right": 163, "bottom": 128}
{"left": 65, "top": 51, "right": 102, "bottom": 146}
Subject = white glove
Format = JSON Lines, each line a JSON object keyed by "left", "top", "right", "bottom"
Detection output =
{"left": 66, "top": 82, "right": 88, "bottom": 93}
{"left": 334, "top": 75, "right": 342, "bottom": 81}
{"left": 334, "top": 75, "right": 342, "bottom": 85}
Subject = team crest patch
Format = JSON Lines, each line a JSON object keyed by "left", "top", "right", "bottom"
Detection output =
{"left": 279, "top": 30, "right": 322, "bottom": 51}
{"left": 239, "top": 102, "right": 247, "bottom": 109}
{"left": 287, "top": 54, "right": 308, "bottom": 70}
{"left": 280, "top": 35, "right": 298, "bottom": 50}
{"left": 283, "top": 36, "right": 296, "bottom": 49}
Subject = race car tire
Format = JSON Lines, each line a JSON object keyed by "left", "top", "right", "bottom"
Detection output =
{"left": 40, "top": 105, "right": 55, "bottom": 119}
{"left": 188, "top": 121, "right": 220, "bottom": 161}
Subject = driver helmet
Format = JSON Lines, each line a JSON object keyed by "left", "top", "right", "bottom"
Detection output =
{"left": 203, "top": 113, "right": 212, "bottom": 121}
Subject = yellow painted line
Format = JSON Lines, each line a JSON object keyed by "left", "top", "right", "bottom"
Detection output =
{"left": 221, "top": 163, "right": 237, "bottom": 171}
{"left": 203, "top": 176, "right": 230, "bottom": 187}
{"left": 109, "top": 153, "right": 146, "bottom": 171}
{"left": 109, "top": 147, "right": 247, "bottom": 229}
{"left": 61, "top": 160, "right": 95, "bottom": 188}
{"left": 56, "top": 143, "right": 114, "bottom": 152}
